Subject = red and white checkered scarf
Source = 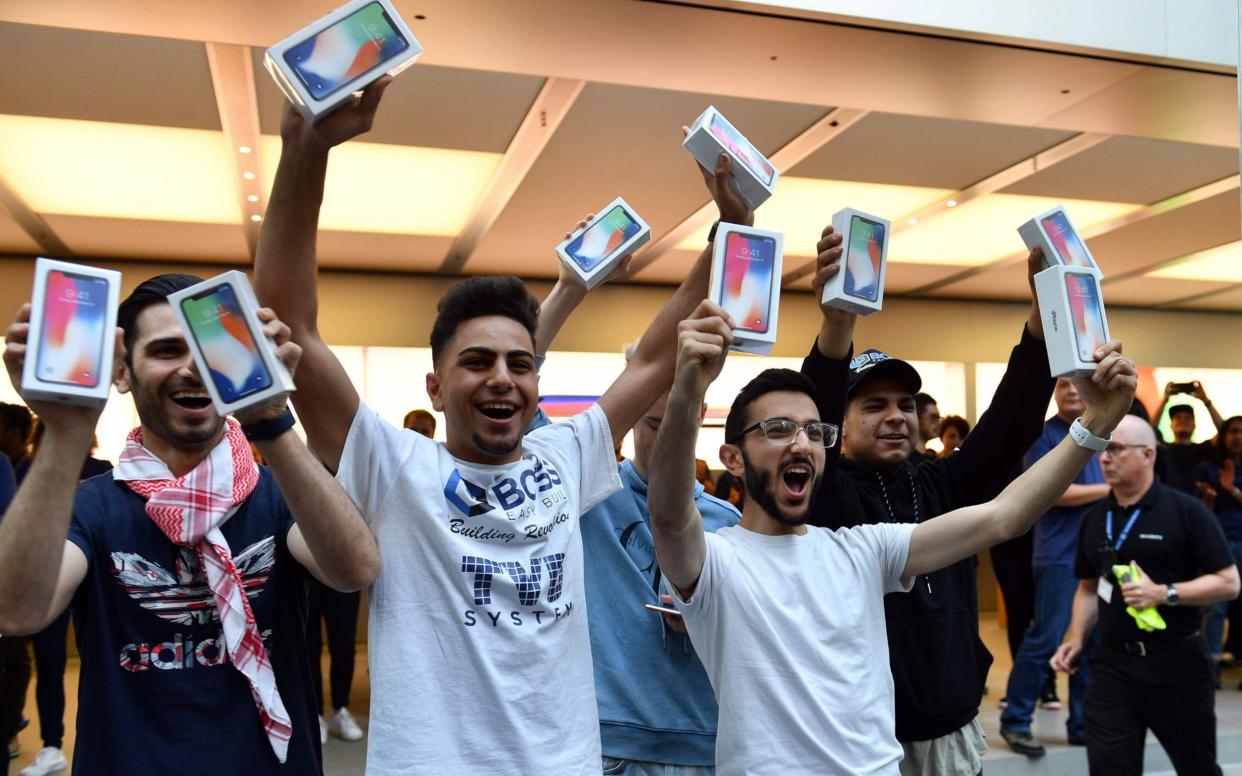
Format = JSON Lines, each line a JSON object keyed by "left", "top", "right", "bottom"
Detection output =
{"left": 114, "top": 418, "right": 291, "bottom": 763}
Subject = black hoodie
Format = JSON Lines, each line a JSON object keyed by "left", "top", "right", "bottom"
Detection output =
{"left": 801, "top": 325, "right": 1055, "bottom": 742}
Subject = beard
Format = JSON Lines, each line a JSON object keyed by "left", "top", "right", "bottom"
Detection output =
{"left": 742, "top": 452, "right": 821, "bottom": 527}
{"left": 130, "top": 373, "right": 223, "bottom": 449}
{"left": 471, "top": 431, "right": 521, "bottom": 458}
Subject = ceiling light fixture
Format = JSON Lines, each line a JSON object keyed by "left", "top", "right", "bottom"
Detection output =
{"left": 250, "top": 214, "right": 262, "bottom": 222}
{"left": 907, "top": 218, "right": 918, "bottom": 226}
{"left": 247, "top": 194, "right": 259, "bottom": 203}
{"left": 242, "top": 171, "right": 256, "bottom": 180}
{"left": 946, "top": 199, "right": 957, "bottom": 208}
{"left": 238, "top": 145, "right": 252, "bottom": 154}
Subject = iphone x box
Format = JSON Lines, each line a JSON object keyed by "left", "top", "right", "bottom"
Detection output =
{"left": 22, "top": 258, "right": 121, "bottom": 407}
{"left": 264, "top": 0, "right": 422, "bottom": 123}
{"left": 555, "top": 198, "right": 650, "bottom": 289}
{"left": 709, "top": 223, "right": 784, "bottom": 355}
{"left": 1034, "top": 265, "right": 1111, "bottom": 377}
{"left": 1019, "top": 206, "right": 1100, "bottom": 272}
{"left": 823, "top": 208, "right": 889, "bottom": 316}
{"left": 683, "top": 106, "right": 778, "bottom": 211}
{"left": 167, "top": 272, "right": 295, "bottom": 416}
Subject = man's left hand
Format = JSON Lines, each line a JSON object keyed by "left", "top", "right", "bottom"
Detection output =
{"left": 1120, "top": 561, "right": 1166, "bottom": 609}
{"left": 234, "top": 308, "right": 302, "bottom": 425}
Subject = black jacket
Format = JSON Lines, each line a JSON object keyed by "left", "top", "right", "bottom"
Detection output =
{"left": 801, "top": 325, "right": 1055, "bottom": 742}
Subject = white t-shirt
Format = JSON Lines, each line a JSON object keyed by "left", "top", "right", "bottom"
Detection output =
{"left": 337, "top": 402, "right": 621, "bottom": 775}
{"left": 671, "top": 523, "right": 917, "bottom": 776}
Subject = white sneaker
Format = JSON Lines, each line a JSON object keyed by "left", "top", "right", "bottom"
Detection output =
{"left": 318, "top": 715, "right": 328, "bottom": 746}
{"left": 20, "top": 746, "right": 67, "bottom": 776}
{"left": 330, "top": 707, "right": 364, "bottom": 742}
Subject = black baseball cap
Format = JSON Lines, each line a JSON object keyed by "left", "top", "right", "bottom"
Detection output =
{"left": 847, "top": 349, "right": 922, "bottom": 397}
{"left": 1168, "top": 403, "right": 1195, "bottom": 419}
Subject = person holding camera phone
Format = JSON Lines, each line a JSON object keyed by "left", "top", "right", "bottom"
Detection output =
{"left": 1050, "top": 415, "right": 1239, "bottom": 775}
{"left": 1152, "top": 381, "right": 1224, "bottom": 495}
{"left": 647, "top": 287, "right": 1136, "bottom": 775}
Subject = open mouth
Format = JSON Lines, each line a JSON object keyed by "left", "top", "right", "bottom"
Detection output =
{"left": 477, "top": 401, "right": 519, "bottom": 422}
{"left": 170, "top": 390, "right": 212, "bottom": 410}
{"left": 879, "top": 433, "right": 908, "bottom": 445}
{"left": 781, "top": 463, "right": 812, "bottom": 498}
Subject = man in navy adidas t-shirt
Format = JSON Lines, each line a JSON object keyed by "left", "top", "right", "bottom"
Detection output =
{"left": 0, "top": 274, "right": 379, "bottom": 774}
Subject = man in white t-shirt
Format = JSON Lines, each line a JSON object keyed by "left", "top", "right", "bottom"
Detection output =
{"left": 253, "top": 80, "right": 755, "bottom": 774}
{"left": 648, "top": 296, "right": 1138, "bottom": 776}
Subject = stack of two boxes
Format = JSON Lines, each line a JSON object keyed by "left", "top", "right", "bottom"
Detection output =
{"left": 1020, "top": 208, "right": 1112, "bottom": 377}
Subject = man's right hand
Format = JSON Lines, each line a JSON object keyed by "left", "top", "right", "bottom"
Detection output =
{"left": 280, "top": 76, "right": 393, "bottom": 153}
{"left": 1050, "top": 640, "right": 1082, "bottom": 674}
{"left": 683, "top": 126, "right": 754, "bottom": 227}
{"left": 673, "top": 300, "right": 733, "bottom": 399}
{"left": 3, "top": 303, "right": 117, "bottom": 439}
{"left": 1072, "top": 340, "right": 1137, "bottom": 437}
{"left": 810, "top": 224, "right": 856, "bottom": 358}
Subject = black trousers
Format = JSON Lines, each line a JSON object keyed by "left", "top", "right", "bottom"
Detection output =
{"left": 30, "top": 610, "right": 69, "bottom": 749}
{"left": 305, "top": 582, "right": 361, "bottom": 715}
{"left": 0, "top": 639, "right": 8, "bottom": 776}
{"left": 0, "top": 636, "right": 29, "bottom": 742}
{"left": 989, "top": 530, "right": 1035, "bottom": 660}
{"left": 1085, "top": 637, "right": 1221, "bottom": 776}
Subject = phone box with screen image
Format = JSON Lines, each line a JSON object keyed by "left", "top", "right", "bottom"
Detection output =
{"left": 167, "top": 271, "right": 295, "bottom": 416}
{"left": 1018, "top": 206, "right": 1100, "bottom": 272}
{"left": 264, "top": 0, "right": 422, "bottom": 123}
{"left": 822, "top": 207, "right": 890, "bottom": 316}
{"left": 709, "top": 223, "right": 784, "bottom": 355}
{"left": 683, "top": 106, "right": 779, "bottom": 211}
{"left": 1033, "top": 265, "right": 1111, "bottom": 377}
{"left": 554, "top": 198, "right": 651, "bottom": 289}
{"left": 22, "top": 258, "right": 121, "bottom": 407}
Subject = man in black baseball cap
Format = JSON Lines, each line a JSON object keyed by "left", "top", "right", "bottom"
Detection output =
{"left": 800, "top": 225, "right": 1058, "bottom": 775}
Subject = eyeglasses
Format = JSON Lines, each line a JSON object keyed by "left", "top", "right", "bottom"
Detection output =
{"left": 1102, "top": 443, "right": 1150, "bottom": 456}
{"left": 730, "top": 419, "right": 839, "bottom": 448}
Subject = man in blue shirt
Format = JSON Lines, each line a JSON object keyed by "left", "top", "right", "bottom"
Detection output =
{"left": 1001, "top": 378, "right": 1110, "bottom": 756}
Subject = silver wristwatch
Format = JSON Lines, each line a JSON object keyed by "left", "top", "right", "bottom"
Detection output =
{"left": 1165, "top": 585, "right": 1180, "bottom": 606}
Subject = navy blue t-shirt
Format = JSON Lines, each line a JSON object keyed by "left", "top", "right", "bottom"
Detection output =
{"left": 66, "top": 468, "right": 320, "bottom": 775}
{"left": 1027, "top": 416, "right": 1105, "bottom": 566}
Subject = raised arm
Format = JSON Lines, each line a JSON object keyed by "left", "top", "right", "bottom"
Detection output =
{"left": 252, "top": 79, "right": 391, "bottom": 472}
{"left": 236, "top": 311, "right": 379, "bottom": 593}
{"left": 534, "top": 218, "right": 633, "bottom": 359}
{"left": 904, "top": 341, "right": 1136, "bottom": 577}
{"left": 801, "top": 225, "right": 852, "bottom": 486}
{"left": 0, "top": 304, "right": 98, "bottom": 634}
{"left": 649, "top": 302, "right": 734, "bottom": 597}
{"left": 597, "top": 150, "right": 752, "bottom": 448}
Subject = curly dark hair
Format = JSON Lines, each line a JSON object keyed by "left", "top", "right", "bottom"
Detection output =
{"left": 429, "top": 276, "right": 540, "bottom": 365}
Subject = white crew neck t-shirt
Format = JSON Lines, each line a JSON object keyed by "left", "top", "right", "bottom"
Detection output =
{"left": 337, "top": 402, "right": 621, "bottom": 775}
{"left": 671, "top": 523, "right": 917, "bottom": 776}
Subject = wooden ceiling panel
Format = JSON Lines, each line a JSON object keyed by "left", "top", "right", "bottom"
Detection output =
{"left": 790, "top": 113, "right": 1074, "bottom": 189}
{"left": 1090, "top": 188, "right": 1241, "bottom": 278}
{"left": 924, "top": 260, "right": 1032, "bottom": 302}
{"left": 316, "top": 231, "right": 453, "bottom": 273}
{"left": 1171, "top": 284, "right": 1242, "bottom": 312}
{"left": 468, "top": 82, "right": 827, "bottom": 276}
{"left": 1000, "top": 136, "right": 1239, "bottom": 204}
{"left": 43, "top": 216, "right": 248, "bottom": 263}
{"left": 0, "top": 22, "right": 220, "bottom": 129}
{"left": 1104, "top": 275, "right": 1233, "bottom": 308}
{"left": 253, "top": 55, "right": 545, "bottom": 153}
{"left": 0, "top": 207, "right": 40, "bottom": 254}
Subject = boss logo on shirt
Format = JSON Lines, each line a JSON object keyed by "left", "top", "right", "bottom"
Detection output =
{"left": 443, "top": 456, "right": 565, "bottom": 519}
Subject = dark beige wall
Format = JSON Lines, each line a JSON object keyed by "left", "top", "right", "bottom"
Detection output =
{"left": 3, "top": 255, "right": 1240, "bottom": 369}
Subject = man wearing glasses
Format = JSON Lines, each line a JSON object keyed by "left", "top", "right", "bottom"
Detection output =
{"left": 646, "top": 299, "right": 1136, "bottom": 775}
{"left": 1050, "top": 415, "right": 1238, "bottom": 775}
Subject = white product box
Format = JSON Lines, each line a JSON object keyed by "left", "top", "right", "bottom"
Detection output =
{"left": 554, "top": 198, "right": 651, "bottom": 289}
{"left": 709, "top": 223, "right": 784, "bottom": 355}
{"left": 1033, "top": 264, "right": 1112, "bottom": 377}
{"left": 264, "top": 0, "right": 422, "bottom": 124}
{"left": 683, "top": 106, "right": 779, "bottom": 211}
{"left": 1018, "top": 206, "right": 1100, "bottom": 271}
{"left": 21, "top": 258, "right": 121, "bottom": 407}
{"left": 822, "top": 208, "right": 890, "bottom": 316}
{"left": 167, "top": 271, "right": 296, "bottom": 416}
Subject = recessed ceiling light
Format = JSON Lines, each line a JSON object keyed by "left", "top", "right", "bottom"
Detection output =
{"left": 238, "top": 145, "right": 252, "bottom": 154}
{"left": 250, "top": 214, "right": 262, "bottom": 222}
{"left": 246, "top": 194, "right": 259, "bottom": 202}
{"left": 946, "top": 199, "right": 957, "bottom": 208}
{"left": 907, "top": 218, "right": 918, "bottom": 226}
{"left": 243, "top": 171, "right": 256, "bottom": 180}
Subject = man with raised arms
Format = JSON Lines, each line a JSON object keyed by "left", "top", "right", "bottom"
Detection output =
{"left": 253, "top": 78, "right": 754, "bottom": 773}
{"left": 647, "top": 294, "right": 1136, "bottom": 775}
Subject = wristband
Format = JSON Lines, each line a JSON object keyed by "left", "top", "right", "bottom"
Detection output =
{"left": 242, "top": 407, "right": 296, "bottom": 442}
{"left": 1069, "top": 417, "right": 1110, "bottom": 452}
{"left": 707, "top": 220, "right": 721, "bottom": 243}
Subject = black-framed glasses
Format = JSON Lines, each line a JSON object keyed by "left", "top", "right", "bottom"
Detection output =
{"left": 1102, "top": 443, "right": 1149, "bottom": 457}
{"left": 730, "top": 419, "right": 839, "bottom": 448}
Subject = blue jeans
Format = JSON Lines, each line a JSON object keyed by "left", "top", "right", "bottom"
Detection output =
{"left": 1001, "top": 563, "right": 1093, "bottom": 740}
{"left": 602, "top": 758, "right": 714, "bottom": 776}
{"left": 1204, "top": 540, "right": 1242, "bottom": 658}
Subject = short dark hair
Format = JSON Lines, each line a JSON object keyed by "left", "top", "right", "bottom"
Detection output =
{"left": 1216, "top": 416, "right": 1242, "bottom": 463}
{"left": 940, "top": 415, "right": 970, "bottom": 440}
{"left": 1168, "top": 403, "right": 1194, "bottom": 419}
{"left": 117, "top": 273, "right": 205, "bottom": 366}
{"left": 429, "top": 276, "right": 539, "bottom": 365}
{"left": 725, "top": 369, "right": 819, "bottom": 443}
{"left": 0, "top": 402, "right": 33, "bottom": 441}
{"left": 915, "top": 392, "right": 938, "bottom": 416}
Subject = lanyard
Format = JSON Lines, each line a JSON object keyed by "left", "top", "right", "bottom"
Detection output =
{"left": 1105, "top": 508, "right": 1142, "bottom": 552}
